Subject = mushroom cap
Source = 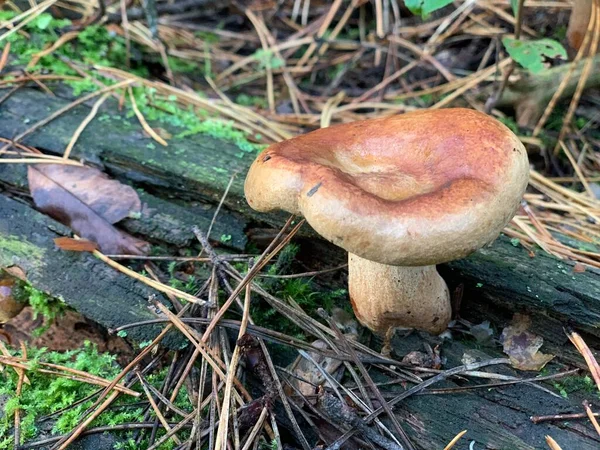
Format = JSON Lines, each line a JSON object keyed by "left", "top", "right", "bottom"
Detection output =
{"left": 245, "top": 108, "right": 529, "bottom": 266}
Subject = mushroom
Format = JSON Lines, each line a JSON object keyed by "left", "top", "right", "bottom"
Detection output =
{"left": 245, "top": 108, "right": 529, "bottom": 341}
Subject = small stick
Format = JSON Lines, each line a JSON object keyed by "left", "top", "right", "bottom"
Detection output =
{"left": 568, "top": 330, "right": 600, "bottom": 390}
{"left": 0, "top": 79, "right": 134, "bottom": 153}
{"left": 443, "top": 430, "right": 467, "bottom": 450}
{"left": 583, "top": 401, "right": 600, "bottom": 437}
{"left": 20, "top": 422, "right": 195, "bottom": 449}
{"left": 0, "top": 42, "right": 11, "bottom": 72}
{"left": 363, "top": 358, "right": 510, "bottom": 423}
{"left": 214, "top": 283, "right": 252, "bottom": 450}
{"left": 14, "top": 342, "right": 27, "bottom": 450}
{"left": 240, "top": 407, "right": 268, "bottom": 450}
{"left": 50, "top": 322, "right": 175, "bottom": 449}
{"left": 63, "top": 92, "right": 110, "bottom": 159}
{"left": 136, "top": 372, "right": 182, "bottom": 445}
{"left": 546, "top": 435, "right": 563, "bottom": 450}
{"left": 128, "top": 87, "right": 168, "bottom": 146}
{"left": 257, "top": 264, "right": 347, "bottom": 279}
{"left": 93, "top": 249, "right": 207, "bottom": 304}
{"left": 531, "top": 411, "right": 600, "bottom": 424}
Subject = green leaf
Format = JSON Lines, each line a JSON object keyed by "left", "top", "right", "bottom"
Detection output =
{"left": 502, "top": 38, "right": 567, "bottom": 73}
{"left": 405, "top": 0, "right": 455, "bottom": 18}
{"left": 33, "top": 13, "right": 53, "bottom": 30}
{"left": 510, "top": 0, "right": 519, "bottom": 16}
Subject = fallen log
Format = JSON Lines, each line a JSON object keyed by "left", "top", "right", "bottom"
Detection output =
{"left": 1, "top": 85, "right": 600, "bottom": 449}
{"left": 0, "top": 86, "right": 598, "bottom": 338}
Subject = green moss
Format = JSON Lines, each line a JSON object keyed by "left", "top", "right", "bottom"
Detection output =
{"left": 498, "top": 116, "right": 520, "bottom": 134}
{"left": 166, "top": 57, "right": 200, "bottom": 74}
{"left": 552, "top": 375, "right": 598, "bottom": 399}
{"left": 235, "top": 94, "right": 267, "bottom": 109}
{"left": 236, "top": 244, "right": 348, "bottom": 337}
{"left": 0, "top": 342, "right": 121, "bottom": 445}
{"left": 25, "top": 284, "right": 65, "bottom": 326}
{"left": 0, "top": 343, "right": 190, "bottom": 449}
{"left": 0, "top": 11, "right": 262, "bottom": 153}
{"left": 0, "top": 235, "right": 45, "bottom": 264}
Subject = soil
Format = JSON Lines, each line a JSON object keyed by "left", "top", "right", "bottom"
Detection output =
{"left": 2, "top": 308, "right": 135, "bottom": 365}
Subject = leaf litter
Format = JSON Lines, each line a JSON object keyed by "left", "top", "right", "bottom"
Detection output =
{"left": 27, "top": 164, "right": 148, "bottom": 255}
{"left": 500, "top": 314, "right": 554, "bottom": 371}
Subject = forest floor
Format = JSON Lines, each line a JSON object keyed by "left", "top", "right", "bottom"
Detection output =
{"left": 0, "top": 1, "right": 600, "bottom": 449}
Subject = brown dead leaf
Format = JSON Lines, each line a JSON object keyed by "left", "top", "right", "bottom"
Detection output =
{"left": 402, "top": 344, "right": 442, "bottom": 369}
{"left": 54, "top": 237, "right": 98, "bottom": 252}
{"left": 286, "top": 340, "right": 343, "bottom": 398}
{"left": 28, "top": 164, "right": 148, "bottom": 255}
{"left": 4, "top": 266, "right": 26, "bottom": 281}
{"left": 500, "top": 314, "right": 554, "bottom": 371}
{"left": 0, "top": 270, "right": 27, "bottom": 323}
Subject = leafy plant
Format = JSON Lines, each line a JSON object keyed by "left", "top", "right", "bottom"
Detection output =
{"left": 405, "top": 0, "right": 455, "bottom": 18}
{"left": 252, "top": 49, "right": 285, "bottom": 70}
{"left": 502, "top": 38, "right": 567, "bottom": 73}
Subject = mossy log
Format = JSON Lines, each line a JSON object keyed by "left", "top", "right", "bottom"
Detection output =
{"left": 1, "top": 86, "right": 600, "bottom": 449}
{"left": 0, "top": 86, "right": 598, "bottom": 337}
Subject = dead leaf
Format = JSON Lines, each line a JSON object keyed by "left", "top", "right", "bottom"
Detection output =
{"left": 286, "top": 340, "right": 343, "bottom": 398}
{"left": 470, "top": 320, "right": 494, "bottom": 344}
{"left": 4, "top": 266, "right": 26, "bottom": 281}
{"left": 500, "top": 314, "right": 554, "bottom": 371}
{"left": 0, "top": 271, "right": 27, "bottom": 323}
{"left": 28, "top": 164, "right": 148, "bottom": 255}
{"left": 30, "top": 164, "right": 141, "bottom": 222}
{"left": 402, "top": 350, "right": 441, "bottom": 368}
{"left": 573, "top": 263, "right": 586, "bottom": 273}
{"left": 54, "top": 237, "right": 98, "bottom": 252}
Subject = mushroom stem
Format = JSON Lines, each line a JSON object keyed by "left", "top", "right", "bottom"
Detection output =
{"left": 347, "top": 253, "right": 451, "bottom": 335}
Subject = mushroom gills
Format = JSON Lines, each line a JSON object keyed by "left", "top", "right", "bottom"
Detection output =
{"left": 347, "top": 253, "right": 451, "bottom": 335}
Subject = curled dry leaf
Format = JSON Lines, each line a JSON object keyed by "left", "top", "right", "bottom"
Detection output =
{"left": 28, "top": 164, "right": 148, "bottom": 255}
{"left": 501, "top": 314, "right": 554, "bottom": 371}
{"left": 53, "top": 237, "right": 99, "bottom": 252}
{"left": 402, "top": 350, "right": 442, "bottom": 369}
{"left": 470, "top": 320, "right": 494, "bottom": 344}
{"left": 0, "top": 268, "right": 28, "bottom": 324}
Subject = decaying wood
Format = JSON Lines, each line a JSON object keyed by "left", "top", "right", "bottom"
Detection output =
{"left": 0, "top": 86, "right": 599, "bottom": 339}
{"left": 0, "top": 195, "right": 173, "bottom": 344}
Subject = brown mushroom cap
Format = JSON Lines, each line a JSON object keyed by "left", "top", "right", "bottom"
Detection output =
{"left": 245, "top": 108, "right": 529, "bottom": 266}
